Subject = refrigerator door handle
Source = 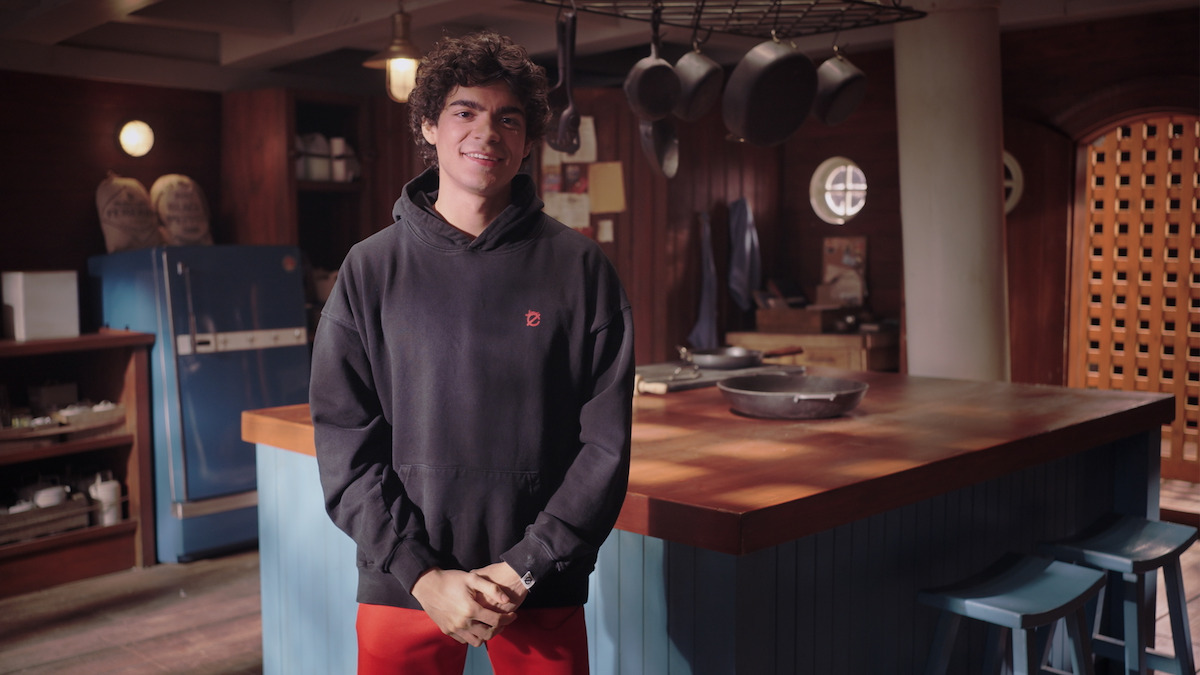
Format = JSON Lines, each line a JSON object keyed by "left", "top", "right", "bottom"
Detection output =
{"left": 176, "top": 328, "right": 308, "bottom": 355}
{"left": 177, "top": 261, "right": 200, "bottom": 355}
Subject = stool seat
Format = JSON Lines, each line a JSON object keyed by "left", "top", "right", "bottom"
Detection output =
{"left": 1039, "top": 515, "right": 1197, "bottom": 675}
{"left": 919, "top": 554, "right": 1106, "bottom": 675}
{"left": 920, "top": 555, "right": 1107, "bottom": 629}
{"left": 1039, "top": 515, "right": 1198, "bottom": 574}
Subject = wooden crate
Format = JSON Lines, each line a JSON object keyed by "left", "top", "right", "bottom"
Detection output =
{"left": 0, "top": 493, "right": 92, "bottom": 545}
{"left": 755, "top": 307, "right": 844, "bottom": 333}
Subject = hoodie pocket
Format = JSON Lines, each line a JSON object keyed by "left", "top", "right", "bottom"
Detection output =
{"left": 396, "top": 464, "right": 545, "bottom": 569}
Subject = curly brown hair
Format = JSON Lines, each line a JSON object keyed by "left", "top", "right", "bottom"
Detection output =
{"left": 408, "top": 31, "right": 550, "bottom": 168}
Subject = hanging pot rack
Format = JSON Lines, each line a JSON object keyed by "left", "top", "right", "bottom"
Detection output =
{"left": 515, "top": 0, "right": 925, "bottom": 42}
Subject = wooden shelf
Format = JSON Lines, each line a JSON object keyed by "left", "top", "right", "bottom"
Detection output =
{"left": 0, "top": 520, "right": 140, "bottom": 598}
{"left": 0, "top": 332, "right": 155, "bottom": 598}
{"left": 0, "top": 329, "right": 153, "bottom": 358}
{"left": 0, "top": 519, "right": 137, "bottom": 559}
{"left": 0, "top": 433, "right": 136, "bottom": 467}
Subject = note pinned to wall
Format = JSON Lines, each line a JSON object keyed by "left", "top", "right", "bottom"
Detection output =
{"left": 587, "top": 162, "right": 625, "bottom": 214}
{"left": 544, "top": 192, "right": 590, "bottom": 230}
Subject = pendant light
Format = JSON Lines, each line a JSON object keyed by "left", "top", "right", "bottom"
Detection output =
{"left": 364, "top": 3, "right": 421, "bottom": 103}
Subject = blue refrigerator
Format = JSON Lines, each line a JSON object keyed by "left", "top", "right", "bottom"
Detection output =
{"left": 89, "top": 245, "right": 311, "bottom": 562}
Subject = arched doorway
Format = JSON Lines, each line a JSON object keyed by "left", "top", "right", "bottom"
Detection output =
{"left": 1067, "top": 113, "right": 1200, "bottom": 485}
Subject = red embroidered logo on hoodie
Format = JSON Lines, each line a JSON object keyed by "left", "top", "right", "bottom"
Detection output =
{"left": 525, "top": 310, "right": 541, "bottom": 327}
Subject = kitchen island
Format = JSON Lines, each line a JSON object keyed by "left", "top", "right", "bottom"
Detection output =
{"left": 243, "top": 367, "right": 1173, "bottom": 674}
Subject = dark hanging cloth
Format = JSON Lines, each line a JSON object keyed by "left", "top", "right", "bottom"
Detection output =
{"left": 688, "top": 210, "right": 719, "bottom": 349}
{"left": 727, "top": 197, "right": 761, "bottom": 312}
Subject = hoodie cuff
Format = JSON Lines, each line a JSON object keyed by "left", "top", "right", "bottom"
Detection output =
{"left": 390, "top": 538, "right": 442, "bottom": 593}
{"left": 500, "top": 536, "right": 556, "bottom": 591}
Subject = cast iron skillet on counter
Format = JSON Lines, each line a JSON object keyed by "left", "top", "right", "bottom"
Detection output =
{"left": 717, "top": 373, "right": 868, "bottom": 419}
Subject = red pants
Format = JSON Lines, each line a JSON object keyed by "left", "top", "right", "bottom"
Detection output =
{"left": 356, "top": 603, "right": 589, "bottom": 675}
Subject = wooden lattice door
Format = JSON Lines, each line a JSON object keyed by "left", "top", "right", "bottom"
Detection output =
{"left": 1068, "top": 113, "right": 1200, "bottom": 483}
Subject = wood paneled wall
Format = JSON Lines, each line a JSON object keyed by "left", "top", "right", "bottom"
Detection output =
{"left": 780, "top": 48, "right": 903, "bottom": 323}
{"left": 0, "top": 72, "right": 221, "bottom": 328}
{"left": 1, "top": 7, "right": 1195, "bottom": 372}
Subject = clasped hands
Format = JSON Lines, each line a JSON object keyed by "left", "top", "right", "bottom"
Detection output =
{"left": 410, "top": 562, "right": 529, "bottom": 647}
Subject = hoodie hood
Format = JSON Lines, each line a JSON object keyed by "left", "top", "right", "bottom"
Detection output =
{"left": 393, "top": 167, "right": 547, "bottom": 253}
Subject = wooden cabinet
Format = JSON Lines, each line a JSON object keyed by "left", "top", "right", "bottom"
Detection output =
{"left": 221, "top": 89, "right": 421, "bottom": 335}
{"left": 727, "top": 331, "right": 900, "bottom": 372}
{"left": 221, "top": 88, "right": 387, "bottom": 272}
{"left": 0, "top": 331, "right": 155, "bottom": 598}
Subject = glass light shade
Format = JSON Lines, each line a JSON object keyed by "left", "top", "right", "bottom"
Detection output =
{"left": 385, "top": 57, "right": 419, "bottom": 103}
{"left": 364, "top": 10, "right": 422, "bottom": 103}
{"left": 119, "top": 120, "right": 154, "bottom": 157}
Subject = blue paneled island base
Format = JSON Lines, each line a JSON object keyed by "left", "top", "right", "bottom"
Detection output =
{"left": 245, "top": 367, "right": 1171, "bottom": 674}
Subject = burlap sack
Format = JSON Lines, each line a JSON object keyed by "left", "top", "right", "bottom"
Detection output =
{"left": 95, "top": 171, "right": 163, "bottom": 253}
{"left": 150, "top": 174, "right": 212, "bottom": 246}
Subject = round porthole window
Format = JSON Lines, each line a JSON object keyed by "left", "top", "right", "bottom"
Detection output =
{"left": 810, "top": 157, "right": 866, "bottom": 224}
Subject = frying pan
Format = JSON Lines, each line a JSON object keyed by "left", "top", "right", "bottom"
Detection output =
{"left": 813, "top": 51, "right": 867, "bottom": 126}
{"left": 679, "top": 345, "right": 805, "bottom": 370}
{"left": 722, "top": 37, "right": 817, "bottom": 146}
{"left": 639, "top": 117, "right": 679, "bottom": 178}
{"left": 672, "top": 45, "right": 724, "bottom": 121}
{"left": 623, "top": 8, "right": 680, "bottom": 121}
{"left": 546, "top": 10, "right": 581, "bottom": 153}
{"left": 717, "top": 373, "right": 868, "bottom": 419}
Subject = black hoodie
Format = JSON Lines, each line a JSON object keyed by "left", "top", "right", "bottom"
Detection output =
{"left": 310, "top": 168, "right": 635, "bottom": 610}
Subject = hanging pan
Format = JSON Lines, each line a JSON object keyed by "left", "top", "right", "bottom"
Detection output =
{"left": 672, "top": 24, "right": 724, "bottom": 122}
{"left": 546, "top": 9, "right": 582, "bottom": 152}
{"left": 639, "top": 117, "right": 679, "bottom": 178}
{"left": 623, "top": 5, "right": 680, "bottom": 121}
{"left": 813, "top": 48, "right": 867, "bottom": 126}
{"left": 722, "top": 34, "right": 817, "bottom": 147}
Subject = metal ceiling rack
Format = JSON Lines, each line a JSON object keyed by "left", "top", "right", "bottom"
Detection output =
{"left": 515, "top": 0, "right": 926, "bottom": 41}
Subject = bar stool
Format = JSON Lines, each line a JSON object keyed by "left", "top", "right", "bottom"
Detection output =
{"left": 1039, "top": 515, "right": 1197, "bottom": 675}
{"left": 918, "top": 554, "right": 1106, "bottom": 675}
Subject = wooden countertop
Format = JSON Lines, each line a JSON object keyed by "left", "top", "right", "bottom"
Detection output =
{"left": 243, "top": 367, "right": 1173, "bottom": 556}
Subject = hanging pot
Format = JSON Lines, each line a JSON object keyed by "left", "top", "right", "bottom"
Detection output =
{"left": 546, "top": 10, "right": 581, "bottom": 152}
{"left": 672, "top": 46, "right": 724, "bottom": 121}
{"left": 639, "top": 117, "right": 679, "bottom": 178}
{"left": 813, "top": 51, "right": 867, "bottom": 126}
{"left": 722, "top": 37, "right": 817, "bottom": 147}
{"left": 623, "top": 9, "right": 680, "bottom": 121}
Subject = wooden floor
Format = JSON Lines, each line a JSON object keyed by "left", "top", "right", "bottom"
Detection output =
{"left": 0, "top": 549, "right": 261, "bottom": 674}
{"left": 0, "top": 491, "right": 1197, "bottom": 675}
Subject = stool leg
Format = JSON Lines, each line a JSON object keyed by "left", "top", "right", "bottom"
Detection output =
{"left": 925, "top": 612, "right": 963, "bottom": 675}
{"left": 1120, "top": 572, "right": 1147, "bottom": 675}
{"left": 1162, "top": 560, "right": 1196, "bottom": 675}
{"left": 1013, "top": 627, "right": 1037, "bottom": 675}
{"left": 982, "top": 626, "right": 1008, "bottom": 675}
{"left": 1065, "top": 607, "right": 1096, "bottom": 675}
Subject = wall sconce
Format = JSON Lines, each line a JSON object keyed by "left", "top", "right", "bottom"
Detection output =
{"left": 363, "top": 3, "right": 421, "bottom": 103}
{"left": 118, "top": 120, "right": 154, "bottom": 157}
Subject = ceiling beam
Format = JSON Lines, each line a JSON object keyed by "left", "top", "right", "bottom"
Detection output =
{"left": 0, "top": 0, "right": 165, "bottom": 45}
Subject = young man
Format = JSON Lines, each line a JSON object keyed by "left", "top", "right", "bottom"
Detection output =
{"left": 309, "top": 31, "right": 635, "bottom": 674}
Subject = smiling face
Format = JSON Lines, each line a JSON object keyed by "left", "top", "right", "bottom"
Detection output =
{"left": 421, "top": 82, "right": 534, "bottom": 209}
